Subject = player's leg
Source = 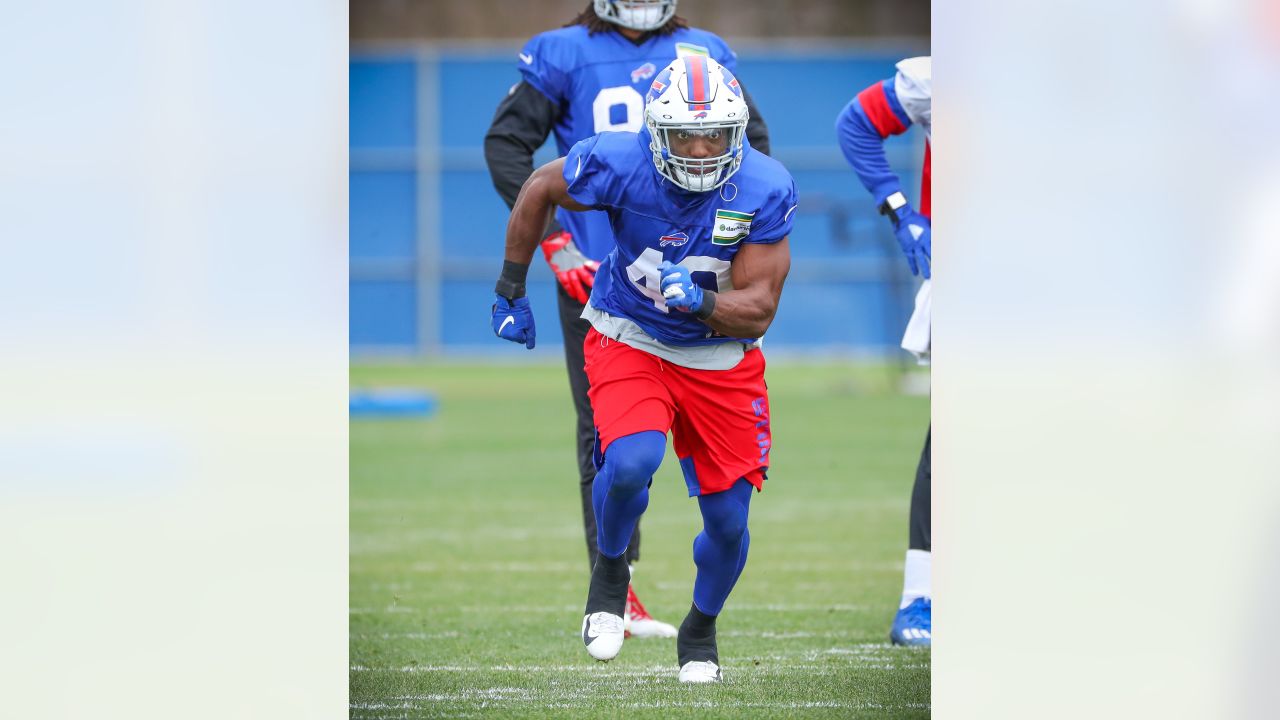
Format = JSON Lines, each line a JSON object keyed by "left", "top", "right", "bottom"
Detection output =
{"left": 579, "top": 330, "right": 675, "bottom": 661}
{"left": 591, "top": 430, "right": 663, "bottom": 560}
{"left": 665, "top": 348, "right": 771, "bottom": 682}
{"left": 677, "top": 477, "right": 754, "bottom": 683}
{"left": 582, "top": 429, "right": 664, "bottom": 661}
{"left": 558, "top": 288, "right": 673, "bottom": 637}
{"left": 891, "top": 424, "right": 932, "bottom": 646}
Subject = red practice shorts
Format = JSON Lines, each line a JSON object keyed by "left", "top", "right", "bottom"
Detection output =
{"left": 583, "top": 327, "right": 771, "bottom": 496}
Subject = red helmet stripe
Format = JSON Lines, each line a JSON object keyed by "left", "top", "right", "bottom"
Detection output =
{"left": 684, "top": 55, "right": 709, "bottom": 104}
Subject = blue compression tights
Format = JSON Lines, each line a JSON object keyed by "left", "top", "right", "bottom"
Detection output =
{"left": 593, "top": 427, "right": 752, "bottom": 614}
{"left": 593, "top": 430, "right": 754, "bottom": 617}
{"left": 693, "top": 477, "right": 753, "bottom": 616}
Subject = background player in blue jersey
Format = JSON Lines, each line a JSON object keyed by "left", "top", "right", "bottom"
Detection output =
{"left": 483, "top": 0, "right": 770, "bottom": 639}
{"left": 836, "top": 56, "right": 933, "bottom": 647}
{"left": 490, "top": 56, "right": 796, "bottom": 683}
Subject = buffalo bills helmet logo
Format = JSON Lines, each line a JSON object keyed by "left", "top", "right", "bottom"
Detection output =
{"left": 693, "top": 111, "right": 708, "bottom": 119}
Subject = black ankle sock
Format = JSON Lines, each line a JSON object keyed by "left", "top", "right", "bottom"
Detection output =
{"left": 585, "top": 552, "right": 630, "bottom": 616}
{"left": 677, "top": 603, "right": 719, "bottom": 665}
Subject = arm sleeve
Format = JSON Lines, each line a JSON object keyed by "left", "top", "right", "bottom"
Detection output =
{"left": 834, "top": 76, "right": 913, "bottom": 205}
{"left": 483, "top": 81, "right": 561, "bottom": 211}
{"left": 740, "top": 83, "right": 771, "bottom": 157}
{"left": 744, "top": 175, "right": 799, "bottom": 245}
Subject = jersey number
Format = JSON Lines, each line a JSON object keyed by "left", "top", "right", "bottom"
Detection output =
{"left": 625, "top": 248, "right": 731, "bottom": 313}
{"left": 592, "top": 86, "right": 645, "bottom": 133}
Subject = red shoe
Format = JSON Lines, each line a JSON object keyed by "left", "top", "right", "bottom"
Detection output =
{"left": 624, "top": 585, "right": 677, "bottom": 638}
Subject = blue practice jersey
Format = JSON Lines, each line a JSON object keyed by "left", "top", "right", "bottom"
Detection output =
{"left": 563, "top": 129, "right": 798, "bottom": 347}
{"left": 519, "top": 25, "right": 740, "bottom": 261}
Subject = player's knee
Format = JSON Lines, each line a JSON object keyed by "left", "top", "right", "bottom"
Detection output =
{"left": 604, "top": 430, "right": 665, "bottom": 495}
{"left": 701, "top": 496, "right": 748, "bottom": 545}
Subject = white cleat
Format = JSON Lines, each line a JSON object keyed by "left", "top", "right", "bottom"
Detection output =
{"left": 678, "top": 660, "right": 722, "bottom": 683}
{"left": 625, "top": 585, "right": 678, "bottom": 638}
{"left": 627, "top": 616, "right": 678, "bottom": 638}
{"left": 582, "top": 612, "right": 625, "bottom": 661}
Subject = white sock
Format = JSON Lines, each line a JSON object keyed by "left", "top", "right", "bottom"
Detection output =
{"left": 900, "top": 549, "right": 931, "bottom": 609}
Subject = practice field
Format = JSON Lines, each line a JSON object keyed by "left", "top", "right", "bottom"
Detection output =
{"left": 351, "top": 360, "right": 930, "bottom": 718}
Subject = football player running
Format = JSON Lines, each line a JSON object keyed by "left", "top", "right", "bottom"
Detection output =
{"left": 835, "top": 56, "right": 933, "bottom": 647}
{"left": 490, "top": 56, "right": 796, "bottom": 683}
{"left": 484, "top": 0, "right": 771, "bottom": 640}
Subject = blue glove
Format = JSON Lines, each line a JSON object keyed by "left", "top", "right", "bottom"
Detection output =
{"left": 657, "top": 260, "right": 704, "bottom": 313}
{"left": 491, "top": 294, "right": 536, "bottom": 349}
{"left": 891, "top": 206, "right": 932, "bottom": 279}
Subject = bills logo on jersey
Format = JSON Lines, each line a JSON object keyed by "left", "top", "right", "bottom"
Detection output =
{"left": 659, "top": 231, "right": 690, "bottom": 247}
{"left": 631, "top": 62, "right": 656, "bottom": 84}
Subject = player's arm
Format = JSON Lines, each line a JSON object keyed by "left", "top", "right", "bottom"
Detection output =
{"left": 659, "top": 238, "right": 791, "bottom": 339}
{"left": 490, "top": 157, "right": 593, "bottom": 349}
{"left": 835, "top": 76, "right": 931, "bottom": 278}
{"left": 484, "top": 81, "right": 559, "bottom": 211}
{"left": 485, "top": 81, "right": 599, "bottom": 302}
{"left": 835, "top": 77, "right": 912, "bottom": 204}
{"left": 496, "top": 157, "right": 593, "bottom": 295}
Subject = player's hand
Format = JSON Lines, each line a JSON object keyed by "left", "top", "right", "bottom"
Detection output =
{"left": 491, "top": 294, "right": 536, "bottom": 349}
{"left": 890, "top": 206, "right": 931, "bottom": 279}
{"left": 657, "top": 260, "right": 705, "bottom": 313}
{"left": 540, "top": 231, "right": 599, "bottom": 304}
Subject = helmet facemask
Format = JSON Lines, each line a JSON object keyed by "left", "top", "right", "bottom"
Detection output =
{"left": 649, "top": 123, "right": 745, "bottom": 192}
{"left": 593, "top": 0, "right": 677, "bottom": 32}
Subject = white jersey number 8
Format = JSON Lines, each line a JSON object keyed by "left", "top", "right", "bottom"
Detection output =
{"left": 625, "top": 248, "right": 731, "bottom": 313}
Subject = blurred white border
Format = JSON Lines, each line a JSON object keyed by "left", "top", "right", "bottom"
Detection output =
{"left": 0, "top": 2, "right": 348, "bottom": 717}
{"left": 936, "top": 1, "right": 1280, "bottom": 718}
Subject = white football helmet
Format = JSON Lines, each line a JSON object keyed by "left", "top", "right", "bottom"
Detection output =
{"left": 644, "top": 56, "right": 749, "bottom": 192}
{"left": 594, "top": 0, "right": 677, "bottom": 32}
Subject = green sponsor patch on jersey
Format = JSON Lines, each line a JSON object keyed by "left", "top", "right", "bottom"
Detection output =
{"left": 674, "top": 43, "right": 710, "bottom": 58}
{"left": 713, "top": 209, "right": 754, "bottom": 245}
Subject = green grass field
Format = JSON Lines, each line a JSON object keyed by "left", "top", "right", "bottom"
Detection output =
{"left": 351, "top": 360, "right": 930, "bottom": 718}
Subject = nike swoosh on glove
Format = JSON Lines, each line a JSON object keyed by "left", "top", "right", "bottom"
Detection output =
{"left": 657, "top": 260, "right": 704, "bottom": 313}
{"left": 541, "top": 231, "right": 599, "bottom": 304}
{"left": 891, "top": 206, "right": 932, "bottom": 279}
{"left": 491, "top": 294, "right": 536, "bottom": 349}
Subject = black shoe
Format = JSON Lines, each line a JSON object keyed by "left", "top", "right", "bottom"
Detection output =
{"left": 582, "top": 553, "right": 629, "bottom": 661}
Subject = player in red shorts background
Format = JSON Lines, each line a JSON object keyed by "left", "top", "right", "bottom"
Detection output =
{"left": 489, "top": 56, "right": 797, "bottom": 682}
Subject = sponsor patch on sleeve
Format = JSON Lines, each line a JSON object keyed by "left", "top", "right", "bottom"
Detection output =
{"left": 712, "top": 209, "right": 754, "bottom": 245}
